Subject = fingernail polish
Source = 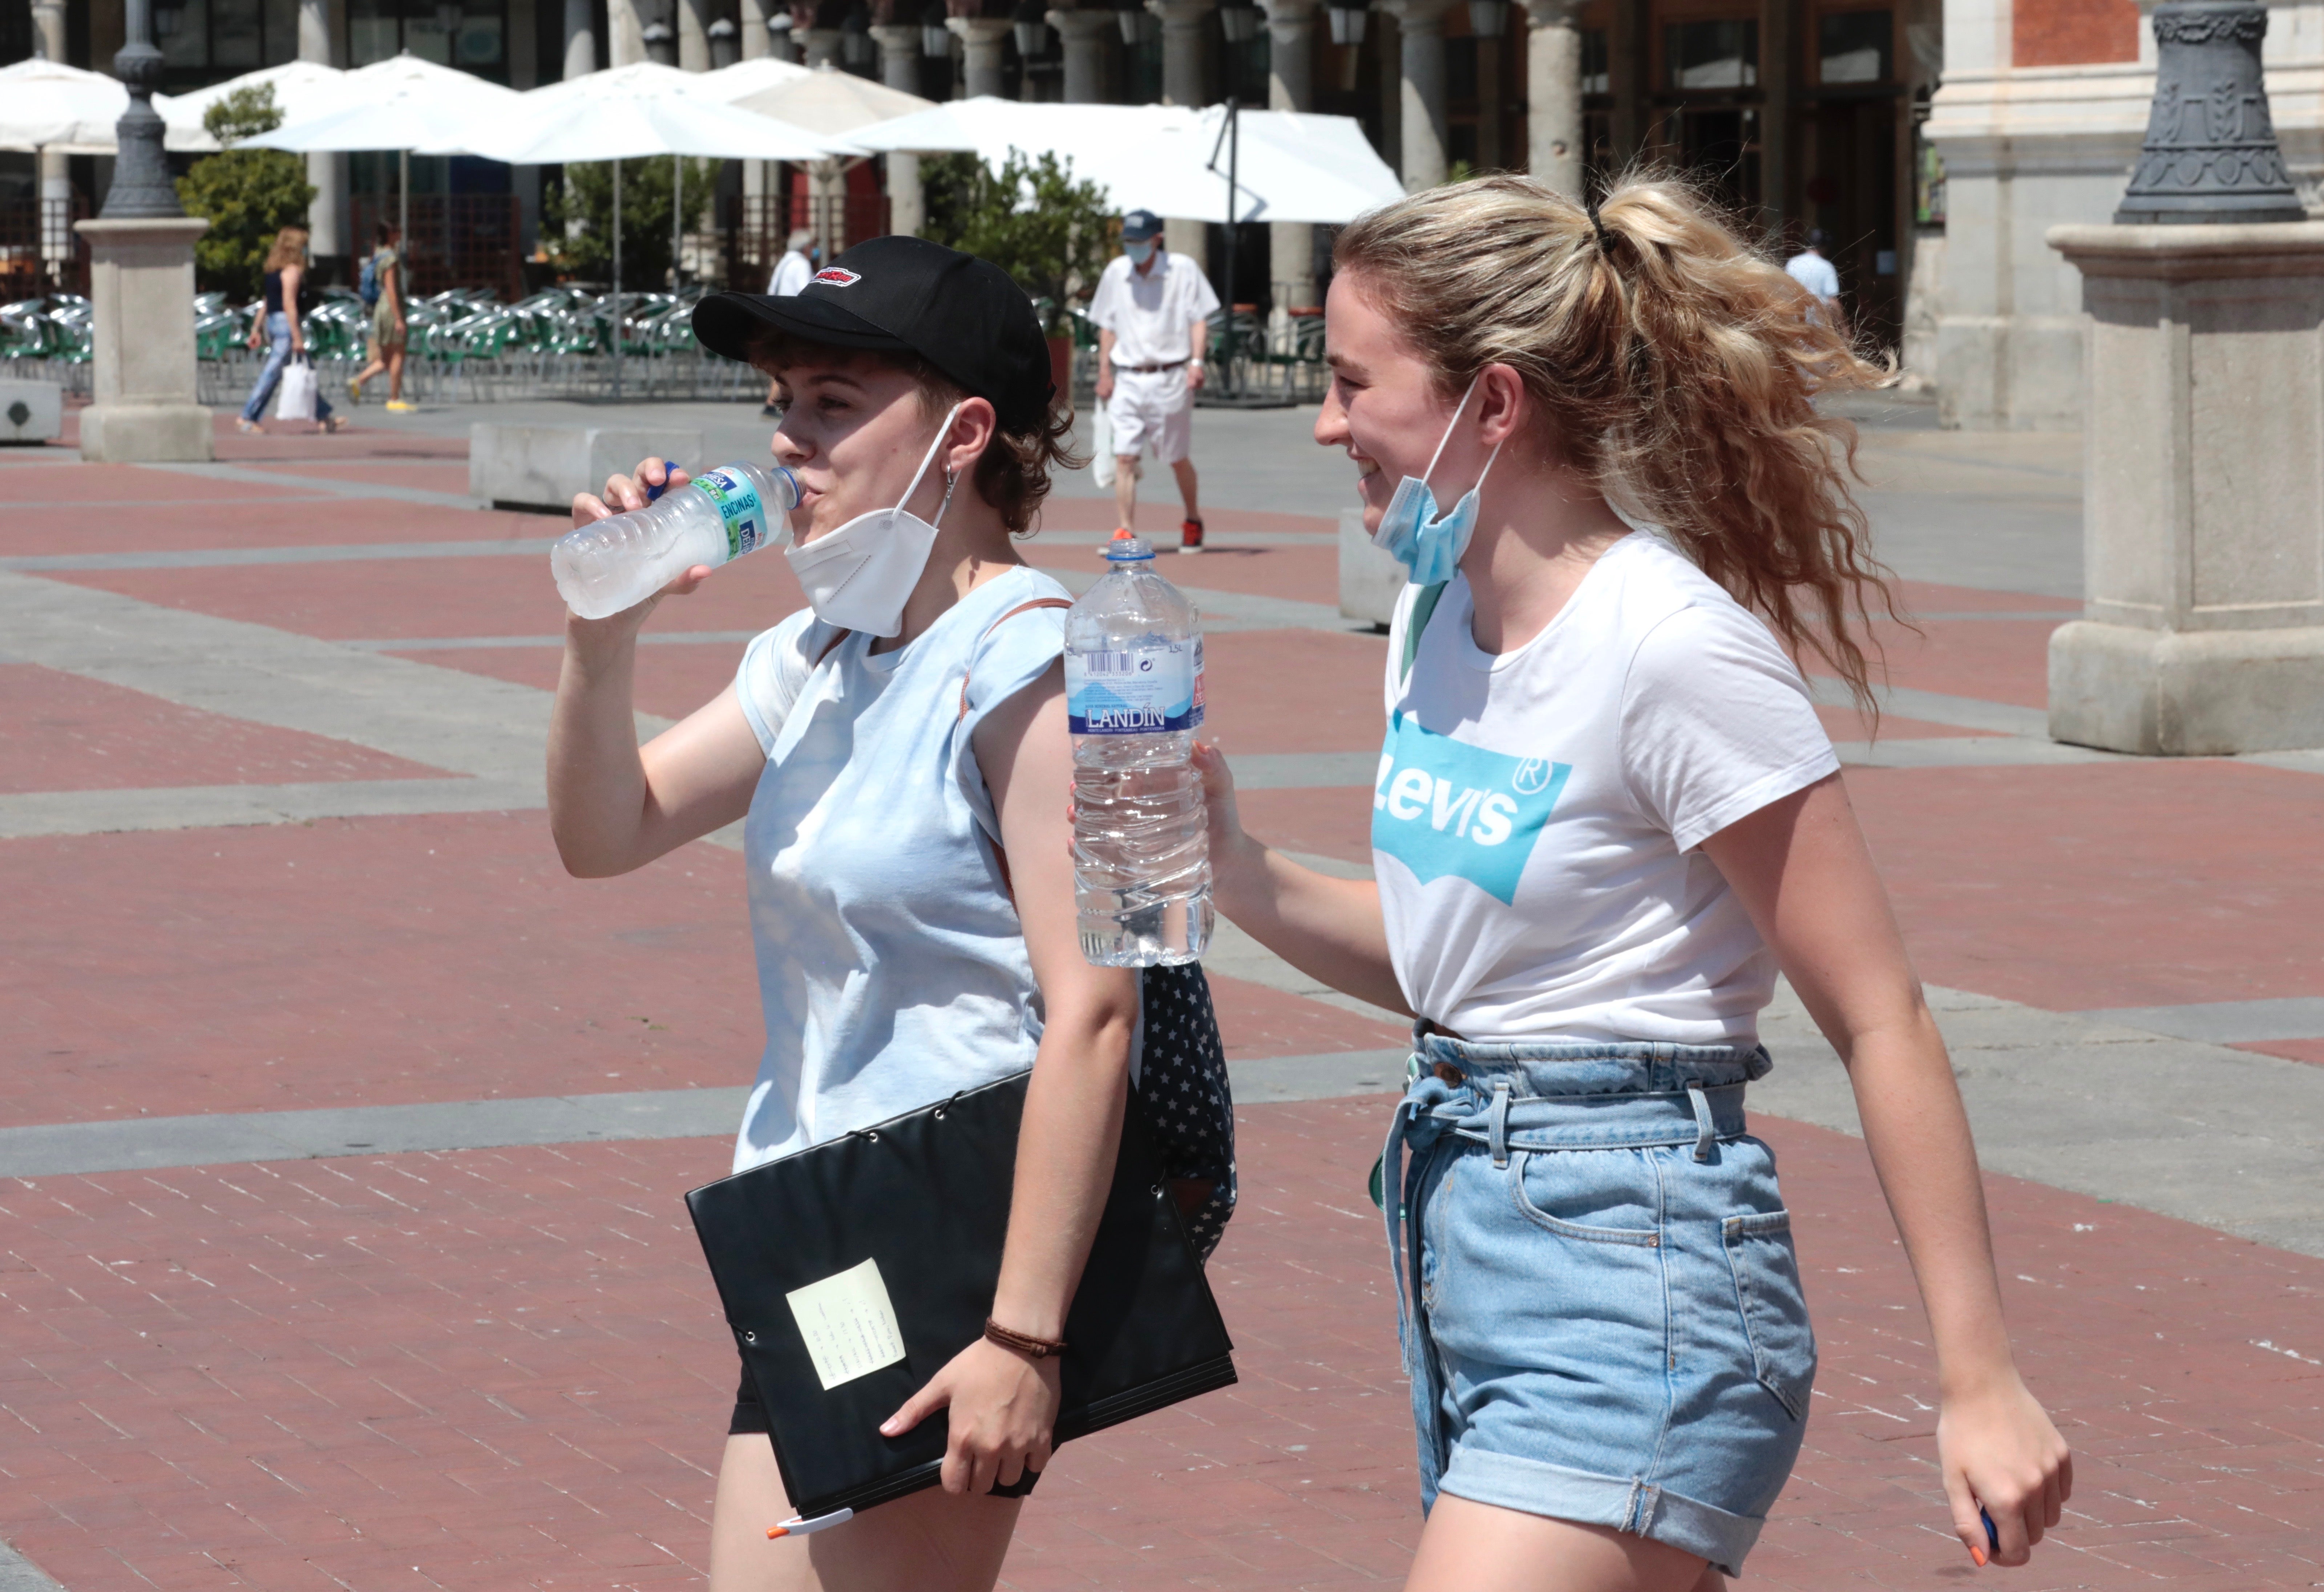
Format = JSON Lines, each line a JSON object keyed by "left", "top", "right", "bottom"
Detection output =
{"left": 1971, "top": 1547, "right": 1986, "bottom": 1568}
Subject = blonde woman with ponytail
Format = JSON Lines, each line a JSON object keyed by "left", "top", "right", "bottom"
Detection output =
{"left": 1196, "top": 174, "right": 2071, "bottom": 1590}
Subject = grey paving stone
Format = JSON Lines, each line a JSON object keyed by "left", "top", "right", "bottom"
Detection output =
{"left": 0, "top": 777, "right": 542, "bottom": 840}
{"left": 1749, "top": 981, "right": 2324, "bottom": 1260}
{"left": 0, "top": 1541, "right": 63, "bottom": 1592}
{"left": 0, "top": 537, "right": 559, "bottom": 573}
{"left": 2078, "top": 996, "right": 2324, "bottom": 1044}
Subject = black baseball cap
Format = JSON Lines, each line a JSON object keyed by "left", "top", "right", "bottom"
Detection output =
{"left": 693, "top": 235, "right": 1054, "bottom": 431}
{"left": 1120, "top": 208, "right": 1163, "bottom": 241}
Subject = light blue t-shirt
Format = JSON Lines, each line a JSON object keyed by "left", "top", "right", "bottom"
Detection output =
{"left": 729, "top": 565, "right": 1071, "bottom": 1171}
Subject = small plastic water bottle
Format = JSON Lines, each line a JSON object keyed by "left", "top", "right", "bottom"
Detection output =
{"left": 1066, "top": 530, "right": 1212, "bottom": 966}
{"left": 550, "top": 460, "right": 801, "bottom": 620}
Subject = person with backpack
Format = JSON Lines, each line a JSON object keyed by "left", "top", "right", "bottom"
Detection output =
{"left": 348, "top": 220, "right": 410, "bottom": 411}
{"left": 546, "top": 235, "right": 1229, "bottom": 1591}
{"left": 1195, "top": 174, "right": 2072, "bottom": 1589}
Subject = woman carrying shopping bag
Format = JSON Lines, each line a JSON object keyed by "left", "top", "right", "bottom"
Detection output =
{"left": 548, "top": 235, "right": 1229, "bottom": 1592}
{"left": 1197, "top": 173, "right": 2073, "bottom": 1591}
{"left": 237, "top": 226, "right": 343, "bottom": 435}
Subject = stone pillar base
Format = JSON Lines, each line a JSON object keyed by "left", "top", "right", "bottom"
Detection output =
{"left": 2049, "top": 620, "right": 2324, "bottom": 755}
{"left": 80, "top": 403, "right": 214, "bottom": 464}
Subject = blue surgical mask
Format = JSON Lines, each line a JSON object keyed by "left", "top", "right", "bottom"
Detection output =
{"left": 1125, "top": 239, "right": 1157, "bottom": 267}
{"left": 1370, "top": 374, "right": 1505, "bottom": 586}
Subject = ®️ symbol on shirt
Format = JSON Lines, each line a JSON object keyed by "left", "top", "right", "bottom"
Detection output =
{"left": 811, "top": 267, "right": 862, "bottom": 286}
{"left": 1372, "top": 712, "right": 1569, "bottom": 905}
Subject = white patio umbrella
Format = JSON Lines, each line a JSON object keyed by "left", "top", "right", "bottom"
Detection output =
{"left": 849, "top": 97, "right": 1400, "bottom": 226}
{"left": 245, "top": 54, "right": 526, "bottom": 252}
{"left": 0, "top": 58, "right": 129, "bottom": 155}
{"left": 724, "top": 61, "right": 936, "bottom": 263}
{"left": 697, "top": 55, "right": 817, "bottom": 103}
{"left": 155, "top": 60, "right": 349, "bottom": 152}
{"left": 437, "top": 62, "right": 858, "bottom": 399}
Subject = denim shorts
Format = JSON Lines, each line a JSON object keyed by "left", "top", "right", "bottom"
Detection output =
{"left": 1384, "top": 1030, "right": 1815, "bottom": 1575}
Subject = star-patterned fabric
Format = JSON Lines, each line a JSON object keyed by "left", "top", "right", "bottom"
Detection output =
{"left": 1136, "top": 963, "right": 1236, "bottom": 1260}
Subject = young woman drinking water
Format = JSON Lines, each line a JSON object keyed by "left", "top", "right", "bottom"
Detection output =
{"left": 547, "top": 236, "right": 1139, "bottom": 1592}
{"left": 1197, "top": 175, "right": 2072, "bottom": 1590}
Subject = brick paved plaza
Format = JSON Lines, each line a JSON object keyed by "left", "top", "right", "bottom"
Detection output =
{"left": 2, "top": 400, "right": 2321, "bottom": 1589}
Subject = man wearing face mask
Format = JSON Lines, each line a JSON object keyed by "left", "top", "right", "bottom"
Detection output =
{"left": 1090, "top": 209, "right": 1219, "bottom": 552}
{"left": 546, "top": 235, "right": 1220, "bottom": 1589}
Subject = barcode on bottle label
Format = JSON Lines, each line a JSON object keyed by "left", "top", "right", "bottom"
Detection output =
{"left": 1065, "top": 641, "right": 1205, "bottom": 735}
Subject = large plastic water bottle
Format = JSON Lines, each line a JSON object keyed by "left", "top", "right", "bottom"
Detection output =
{"left": 1066, "top": 530, "right": 1212, "bottom": 966}
{"left": 550, "top": 460, "right": 801, "bottom": 620}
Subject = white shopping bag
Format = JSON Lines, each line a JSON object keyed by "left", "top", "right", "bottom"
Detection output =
{"left": 1090, "top": 401, "right": 1115, "bottom": 489}
{"left": 275, "top": 354, "right": 319, "bottom": 423}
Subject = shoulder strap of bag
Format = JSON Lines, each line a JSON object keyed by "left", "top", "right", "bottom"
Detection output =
{"left": 959, "top": 597, "right": 1073, "bottom": 720}
{"left": 1398, "top": 581, "right": 1448, "bottom": 689}
{"left": 800, "top": 593, "right": 1071, "bottom": 724}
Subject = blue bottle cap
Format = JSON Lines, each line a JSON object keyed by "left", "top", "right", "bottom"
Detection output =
{"left": 1105, "top": 530, "right": 1155, "bottom": 562}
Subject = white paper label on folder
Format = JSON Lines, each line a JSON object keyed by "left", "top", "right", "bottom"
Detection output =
{"left": 785, "top": 1258, "right": 907, "bottom": 1391}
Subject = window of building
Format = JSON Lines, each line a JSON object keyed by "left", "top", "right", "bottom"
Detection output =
{"left": 159, "top": 0, "right": 298, "bottom": 78}
{"left": 348, "top": 0, "right": 509, "bottom": 76}
{"left": 1580, "top": 27, "right": 1609, "bottom": 95}
{"left": 1817, "top": 9, "right": 1892, "bottom": 85}
{"left": 1665, "top": 18, "right": 1755, "bottom": 90}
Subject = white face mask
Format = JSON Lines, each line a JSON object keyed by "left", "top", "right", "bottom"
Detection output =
{"left": 783, "top": 403, "right": 964, "bottom": 638}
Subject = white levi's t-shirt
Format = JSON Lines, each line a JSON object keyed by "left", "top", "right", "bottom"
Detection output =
{"left": 1373, "top": 532, "right": 1840, "bottom": 1046}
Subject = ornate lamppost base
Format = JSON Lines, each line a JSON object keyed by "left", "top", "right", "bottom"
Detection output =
{"left": 75, "top": 217, "right": 214, "bottom": 464}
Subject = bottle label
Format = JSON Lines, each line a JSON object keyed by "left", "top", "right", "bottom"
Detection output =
{"left": 1066, "top": 637, "right": 1205, "bottom": 734}
{"left": 692, "top": 467, "right": 768, "bottom": 562}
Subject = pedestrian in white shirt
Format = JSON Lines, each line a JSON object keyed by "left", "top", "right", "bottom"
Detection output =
{"left": 760, "top": 229, "right": 818, "bottom": 415}
{"left": 1784, "top": 228, "right": 1842, "bottom": 323}
{"left": 1196, "top": 175, "right": 2071, "bottom": 1589}
{"left": 1090, "top": 208, "right": 1220, "bottom": 551}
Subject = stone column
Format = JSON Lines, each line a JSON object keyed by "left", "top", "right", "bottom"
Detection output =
{"left": 565, "top": 0, "right": 598, "bottom": 76}
{"left": 873, "top": 24, "right": 926, "bottom": 236}
{"left": 1261, "top": 0, "right": 1317, "bottom": 310}
{"left": 2046, "top": 224, "right": 2324, "bottom": 755}
{"left": 1048, "top": 7, "right": 1114, "bottom": 104}
{"left": 1149, "top": 0, "right": 1214, "bottom": 263}
{"left": 298, "top": 0, "right": 348, "bottom": 258}
{"left": 32, "top": 0, "right": 68, "bottom": 274}
{"left": 1381, "top": 0, "right": 1450, "bottom": 191}
{"left": 948, "top": 16, "right": 1014, "bottom": 97}
{"left": 1523, "top": 0, "right": 1580, "bottom": 200}
{"left": 804, "top": 24, "right": 845, "bottom": 66}
{"left": 609, "top": 0, "right": 647, "bottom": 65}
{"left": 679, "top": 0, "right": 711, "bottom": 68}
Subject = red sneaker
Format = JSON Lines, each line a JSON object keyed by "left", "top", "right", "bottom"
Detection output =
{"left": 1179, "top": 518, "right": 1205, "bottom": 553}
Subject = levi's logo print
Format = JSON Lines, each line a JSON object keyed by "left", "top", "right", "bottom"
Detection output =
{"left": 1372, "top": 711, "right": 1569, "bottom": 905}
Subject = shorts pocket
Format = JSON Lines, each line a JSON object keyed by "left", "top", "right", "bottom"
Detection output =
{"left": 1508, "top": 1149, "right": 1663, "bottom": 1246}
{"left": 1723, "top": 1209, "right": 1815, "bottom": 1419}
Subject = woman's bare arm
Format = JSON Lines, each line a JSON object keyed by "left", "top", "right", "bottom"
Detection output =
{"left": 1192, "top": 741, "right": 1411, "bottom": 1015}
{"left": 546, "top": 459, "right": 766, "bottom": 877}
{"left": 882, "top": 661, "right": 1142, "bottom": 1493}
{"left": 1702, "top": 774, "right": 2072, "bottom": 1569}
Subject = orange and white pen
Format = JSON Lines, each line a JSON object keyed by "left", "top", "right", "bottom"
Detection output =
{"left": 767, "top": 1508, "right": 853, "bottom": 1540}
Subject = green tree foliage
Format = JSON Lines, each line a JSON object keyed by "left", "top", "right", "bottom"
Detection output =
{"left": 543, "top": 157, "right": 716, "bottom": 292}
{"left": 175, "top": 86, "right": 318, "bottom": 301}
{"left": 921, "top": 149, "right": 1113, "bottom": 332}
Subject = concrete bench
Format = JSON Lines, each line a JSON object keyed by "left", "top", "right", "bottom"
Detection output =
{"left": 469, "top": 423, "right": 703, "bottom": 513}
{"left": 1338, "top": 506, "right": 1406, "bottom": 630}
{"left": 0, "top": 380, "right": 64, "bottom": 446}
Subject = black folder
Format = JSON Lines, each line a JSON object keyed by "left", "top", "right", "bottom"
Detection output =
{"left": 685, "top": 1069, "right": 1237, "bottom": 1519}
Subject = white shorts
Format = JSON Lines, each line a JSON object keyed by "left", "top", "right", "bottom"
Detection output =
{"left": 1106, "top": 366, "right": 1193, "bottom": 466}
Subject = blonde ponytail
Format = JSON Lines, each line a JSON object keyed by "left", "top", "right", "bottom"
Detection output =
{"left": 1331, "top": 171, "right": 1900, "bottom": 714}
